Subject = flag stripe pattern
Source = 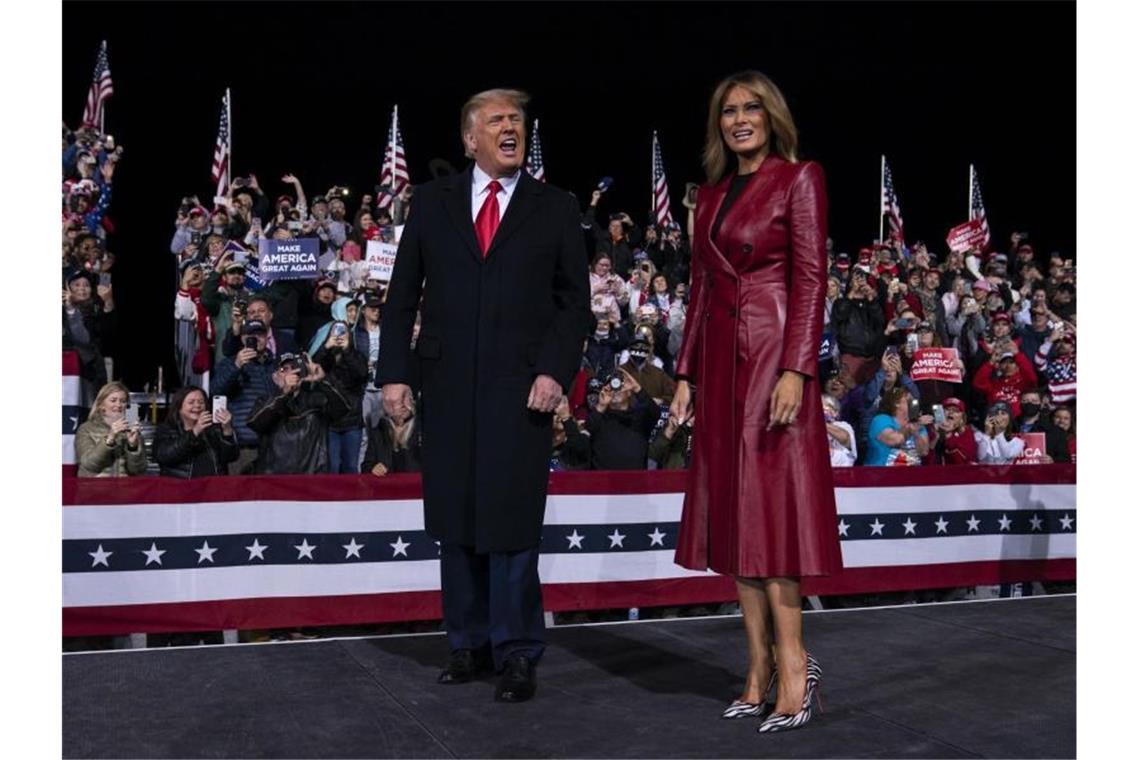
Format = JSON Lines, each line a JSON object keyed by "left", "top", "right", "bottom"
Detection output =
{"left": 652, "top": 132, "right": 675, "bottom": 227}
{"left": 881, "top": 159, "right": 904, "bottom": 244}
{"left": 970, "top": 166, "right": 992, "bottom": 250}
{"left": 210, "top": 92, "right": 230, "bottom": 199}
{"left": 378, "top": 108, "right": 409, "bottom": 210}
{"left": 81, "top": 41, "right": 113, "bottom": 128}
{"left": 526, "top": 119, "right": 545, "bottom": 182}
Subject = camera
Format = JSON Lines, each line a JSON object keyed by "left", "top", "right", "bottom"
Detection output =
{"left": 287, "top": 220, "right": 304, "bottom": 231}
{"left": 332, "top": 322, "right": 348, "bottom": 339}
{"left": 233, "top": 177, "right": 248, "bottom": 189}
{"left": 235, "top": 298, "right": 248, "bottom": 312}
{"left": 907, "top": 398, "right": 921, "bottom": 423}
{"left": 243, "top": 336, "right": 259, "bottom": 350}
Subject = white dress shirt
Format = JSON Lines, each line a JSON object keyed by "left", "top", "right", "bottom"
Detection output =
{"left": 471, "top": 164, "right": 520, "bottom": 222}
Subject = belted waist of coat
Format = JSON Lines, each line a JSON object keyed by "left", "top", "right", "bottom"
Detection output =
{"left": 706, "top": 267, "right": 788, "bottom": 290}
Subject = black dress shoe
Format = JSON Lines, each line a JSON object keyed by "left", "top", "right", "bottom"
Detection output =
{"left": 437, "top": 648, "right": 492, "bottom": 684}
{"left": 494, "top": 653, "right": 537, "bottom": 702}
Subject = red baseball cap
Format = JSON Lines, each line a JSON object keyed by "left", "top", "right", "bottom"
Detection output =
{"left": 942, "top": 397, "right": 965, "bottom": 412}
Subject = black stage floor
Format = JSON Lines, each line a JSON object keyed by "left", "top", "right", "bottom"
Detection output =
{"left": 63, "top": 595, "right": 1075, "bottom": 759}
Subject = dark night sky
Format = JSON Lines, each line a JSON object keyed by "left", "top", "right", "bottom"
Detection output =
{"left": 62, "top": 1, "right": 1075, "bottom": 388}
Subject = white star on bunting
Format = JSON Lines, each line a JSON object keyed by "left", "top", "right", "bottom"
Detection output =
{"left": 566, "top": 530, "right": 585, "bottom": 550}
{"left": 607, "top": 529, "right": 626, "bottom": 548}
{"left": 934, "top": 516, "right": 949, "bottom": 534}
{"left": 141, "top": 542, "right": 166, "bottom": 566}
{"left": 998, "top": 514, "right": 1012, "bottom": 532}
{"left": 648, "top": 527, "right": 666, "bottom": 547}
{"left": 1029, "top": 514, "right": 1044, "bottom": 532}
{"left": 245, "top": 538, "right": 268, "bottom": 561}
{"left": 869, "top": 518, "right": 885, "bottom": 536}
{"left": 966, "top": 515, "right": 981, "bottom": 532}
{"left": 902, "top": 518, "right": 917, "bottom": 536}
{"left": 89, "top": 544, "right": 112, "bottom": 568}
{"left": 294, "top": 539, "right": 317, "bottom": 560}
{"left": 194, "top": 540, "right": 218, "bottom": 564}
{"left": 343, "top": 538, "right": 365, "bottom": 559}
{"left": 1059, "top": 514, "right": 1074, "bottom": 531}
{"left": 390, "top": 536, "right": 410, "bottom": 557}
{"left": 837, "top": 519, "right": 850, "bottom": 537}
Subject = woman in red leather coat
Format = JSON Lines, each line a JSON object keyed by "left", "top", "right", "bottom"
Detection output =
{"left": 670, "top": 71, "right": 842, "bottom": 733}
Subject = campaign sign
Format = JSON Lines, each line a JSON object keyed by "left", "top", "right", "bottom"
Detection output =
{"left": 909, "top": 348, "right": 963, "bottom": 383}
{"left": 257, "top": 238, "right": 319, "bottom": 280}
{"left": 946, "top": 220, "right": 988, "bottom": 253}
{"left": 366, "top": 240, "right": 399, "bottom": 283}
{"left": 1014, "top": 432, "right": 1047, "bottom": 465}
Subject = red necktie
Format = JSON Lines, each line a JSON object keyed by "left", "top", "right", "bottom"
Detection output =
{"left": 475, "top": 179, "right": 502, "bottom": 257}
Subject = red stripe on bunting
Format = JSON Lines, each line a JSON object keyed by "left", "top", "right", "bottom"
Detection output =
{"left": 62, "top": 559, "right": 1075, "bottom": 637}
{"left": 61, "top": 466, "right": 1075, "bottom": 506}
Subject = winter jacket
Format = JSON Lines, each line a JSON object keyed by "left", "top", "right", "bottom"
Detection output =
{"left": 152, "top": 421, "right": 239, "bottom": 478}
{"left": 361, "top": 417, "right": 424, "bottom": 475}
{"left": 647, "top": 423, "right": 693, "bottom": 469}
{"left": 211, "top": 352, "right": 279, "bottom": 446}
{"left": 832, "top": 297, "right": 885, "bottom": 358}
{"left": 974, "top": 431, "right": 1025, "bottom": 464}
{"left": 75, "top": 416, "right": 148, "bottom": 477}
{"left": 313, "top": 344, "right": 369, "bottom": 432}
{"left": 247, "top": 380, "right": 350, "bottom": 474}
{"left": 585, "top": 388, "right": 660, "bottom": 470}
{"left": 551, "top": 417, "right": 592, "bottom": 471}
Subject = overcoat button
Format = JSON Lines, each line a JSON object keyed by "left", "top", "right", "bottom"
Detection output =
{"left": 742, "top": 244, "right": 753, "bottom": 253}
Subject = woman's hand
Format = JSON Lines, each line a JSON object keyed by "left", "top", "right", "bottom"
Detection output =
{"left": 669, "top": 380, "right": 692, "bottom": 423}
{"left": 767, "top": 371, "right": 805, "bottom": 430}
{"left": 125, "top": 425, "right": 141, "bottom": 449}
{"left": 214, "top": 408, "right": 234, "bottom": 433}
{"left": 371, "top": 463, "right": 389, "bottom": 477}
{"left": 192, "top": 411, "right": 214, "bottom": 437}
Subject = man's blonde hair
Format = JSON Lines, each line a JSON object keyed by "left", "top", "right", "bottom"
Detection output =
{"left": 460, "top": 88, "right": 530, "bottom": 158}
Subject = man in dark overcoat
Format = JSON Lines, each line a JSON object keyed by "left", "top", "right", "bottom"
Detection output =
{"left": 377, "top": 88, "right": 592, "bottom": 702}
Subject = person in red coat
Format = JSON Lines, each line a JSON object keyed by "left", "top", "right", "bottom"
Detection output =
{"left": 935, "top": 397, "right": 978, "bottom": 464}
{"left": 670, "top": 71, "right": 840, "bottom": 733}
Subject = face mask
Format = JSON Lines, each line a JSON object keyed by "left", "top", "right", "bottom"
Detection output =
{"left": 213, "top": 225, "right": 225, "bottom": 235}
{"left": 1021, "top": 403, "right": 1041, "bottom": 419}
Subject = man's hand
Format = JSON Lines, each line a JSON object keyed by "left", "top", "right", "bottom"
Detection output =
{"left": 235, "top": 347, "right": 258, "bottom": 369}
{"left": 618, "top": 368, "right": 641, "bottom": 395}
{"left": 590, "top": 189, "right": 602, "bottom": 207}
{"left": 382, "top": 383, "right": 414, "bottom": 422}
{"left": 100, "top": 160, "right": 115, "bottom": 183}
{"left": 282, "top": 173, "right": 299, "bottom": 186}
{"left": 527, "top": 374, "right": 562, "bottom": 413}
{"left": 248, "top": 174, "right": 260, "bottom": 190}
{"left": 304, "top": 358, "right": 326, "bottom": 383}
{"left": 767, "top": 371, "right": 805, "bottom": 430}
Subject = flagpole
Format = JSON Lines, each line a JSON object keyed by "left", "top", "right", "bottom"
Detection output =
{"left": 388, "top": 105, "right": 398, "bottom": 195}
{"left": 226, "top": 88, "right": 232, "bottom": 183}
{"left": 651, "top": 132, "right": 657, "bottom": 224}
{"left": 879, "top": 154, "right": 885, "bottom": 245}
{"left": 968, "top": 164, "right": 974, "bottom": 220}
{"left": 99, "top": 41, "right": 107, "bottom": 135}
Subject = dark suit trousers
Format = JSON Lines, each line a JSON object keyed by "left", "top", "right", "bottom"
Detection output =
{"left": 440, "top": 543, "right": 546, "bottom": 670}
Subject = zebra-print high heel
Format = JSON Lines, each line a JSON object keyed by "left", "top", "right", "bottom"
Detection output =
{"left": 756, "top": 653, "right": 822, "bottom": 733}
{"left": 722, "top": 670, "right": 777, "bottom": 719}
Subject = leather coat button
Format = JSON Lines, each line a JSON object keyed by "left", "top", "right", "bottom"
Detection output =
{"left": 742, "top": 244, "right": 753, "bottom": 253}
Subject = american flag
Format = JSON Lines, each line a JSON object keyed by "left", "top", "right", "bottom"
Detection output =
{"left": 378, "top": 105, "right": 409, "bottom": 210}
{"left": 969, "top": 164, "right": 991, "bottom": 251}
{"left": 210, "top": 91, "right": 231, "bottom": 199}
{"left": 652, "top": 132, "right": 675, "bottom": 227}
{"left": 881, "top": 157, "right": 905, "bottom": 245}
{"left": 81, "top": 41, "right": 114, "bottom": 129}
{"left": 526, "top": 119, "right": 545, "bottom": 182}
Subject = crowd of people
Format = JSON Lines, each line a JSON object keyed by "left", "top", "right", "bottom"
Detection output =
{"left": 63, "top": 134, "right": 1076, "bottom": 478}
